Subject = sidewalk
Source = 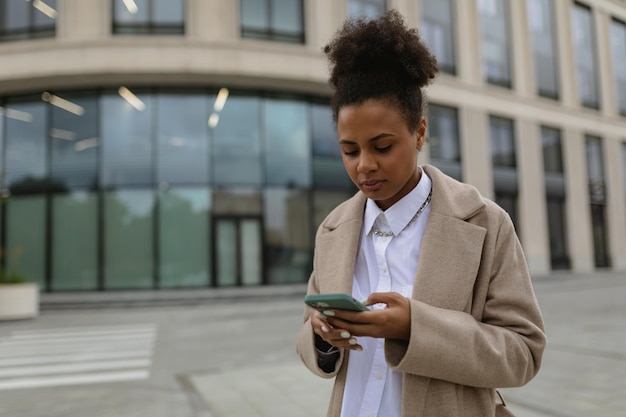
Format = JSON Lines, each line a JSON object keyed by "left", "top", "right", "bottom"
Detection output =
{"left": 0, "top": 271, "right": 624, "bottom": 417}
{"left": 187, "top": 271, "right": 626, "bottom": 417}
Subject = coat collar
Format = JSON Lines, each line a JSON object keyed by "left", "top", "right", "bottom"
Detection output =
{"left": 316, "top": 165, "right": 488, "bottom": 308}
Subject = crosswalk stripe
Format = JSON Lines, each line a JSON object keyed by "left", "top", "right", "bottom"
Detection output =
{"left": 0, "top": 350, "right": 151, "bottom": 367}
{"left": 0, "top": 370, "right": 150, "bottom": 390}
{"left": 0, "top": 324, "right": 156, "bottom": 391}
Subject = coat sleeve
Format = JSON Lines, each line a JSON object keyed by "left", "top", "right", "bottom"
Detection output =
{"left": 385, "top": 211, "right": 546, "bottom": 388}
{"left": 296, "top": 273, "right": 346, "bottom": 379}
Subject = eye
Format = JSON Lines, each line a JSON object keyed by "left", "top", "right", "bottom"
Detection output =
{"left": 342, "top": 149, "right": 359, "bottom": 156}
{"left": 376, "top": 145, "right": 391, "bottom": 153}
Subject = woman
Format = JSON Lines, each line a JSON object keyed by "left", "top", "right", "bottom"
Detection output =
{"left": 296, "top": 10, "right": 546, "bottom": 417}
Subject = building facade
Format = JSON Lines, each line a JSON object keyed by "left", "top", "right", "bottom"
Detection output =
{"left": 0, "top": 0, "right": 625, "bottom": 292}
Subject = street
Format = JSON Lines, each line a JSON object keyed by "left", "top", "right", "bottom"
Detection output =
{"left": 0, "top": 271, "right": 624, "bottom": 417}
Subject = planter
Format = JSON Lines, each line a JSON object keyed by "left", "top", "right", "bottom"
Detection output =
{"left": 0, "top": 282, "right": 39, "bottom": 321}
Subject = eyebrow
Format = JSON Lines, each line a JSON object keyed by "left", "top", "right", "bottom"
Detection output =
{"left": 339, "top": 133, "right": 394, "bottom": 145}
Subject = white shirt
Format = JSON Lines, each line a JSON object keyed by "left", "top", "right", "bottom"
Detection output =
{"left": 340, "top": 169, "right": 432, "bottom": 417}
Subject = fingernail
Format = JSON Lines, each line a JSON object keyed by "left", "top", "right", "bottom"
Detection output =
{"left": 321, "top": 326, "right": 329, "bottom": 333}
{"left": 355, "top": 346, "right": 363, "bottom": 352}
{"left": 323, "top": 310, "right": 335, "bottom": 317}
{"left": 348, "top": 338, "right": 357, "bottom": 345}
{"left": 360, "top": 298, "right": 369, "bottom": 304}
{"left": 317, "top": 313, "right": 327, "bottom": 320}
{"left": 340, "top": 331, "right": 350, "bottom": 339}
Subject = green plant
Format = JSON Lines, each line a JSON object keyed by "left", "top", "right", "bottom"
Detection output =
{"left": 0, "top": 268, "right": 29, "bottom": 284}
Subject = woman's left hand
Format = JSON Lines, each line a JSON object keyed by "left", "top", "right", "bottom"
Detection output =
{"left": 324, "top": 292, "right": 411, "bottom": 341}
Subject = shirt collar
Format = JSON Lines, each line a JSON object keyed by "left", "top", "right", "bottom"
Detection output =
{"left": 363, "top": 167, "right": 432, "bottom": 237}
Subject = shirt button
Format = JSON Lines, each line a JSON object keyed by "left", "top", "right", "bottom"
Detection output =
{"left": 375, "top": 372, "right": 383, "bottom": 380}
{"left": 381, "top": 267, "right": 387, "bottom": 273}
{"left": 366, "top": 413, "right": 373, "bottom": 417}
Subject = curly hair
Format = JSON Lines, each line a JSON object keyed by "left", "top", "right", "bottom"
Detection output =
{"left": 324, "top": 10, "right": 438, "bottom": 133}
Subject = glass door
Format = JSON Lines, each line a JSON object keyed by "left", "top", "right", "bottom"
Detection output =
{"left": 213, "top": 217, "right": 263, "bottom": 286}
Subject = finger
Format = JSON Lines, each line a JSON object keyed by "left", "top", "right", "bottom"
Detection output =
{"left": 366, "top": 291, "right": 405, "bottom": 306}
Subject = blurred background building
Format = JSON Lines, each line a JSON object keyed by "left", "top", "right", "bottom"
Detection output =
{"left": 0, "top": 0, "right": 624, "bottom": 293}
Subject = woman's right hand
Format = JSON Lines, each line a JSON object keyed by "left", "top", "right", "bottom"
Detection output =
{"left": 311, "top": 310, "right": 363, "bottom": 351}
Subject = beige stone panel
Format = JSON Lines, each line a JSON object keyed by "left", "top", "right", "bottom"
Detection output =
{"left": 306, "top": 0, "right": 345, "bottom": 50}
{"left": 604, "top": 138, "right": 626, "bottom": 270}
{"left": 554, "top": 0, "right": 577, "bottom": 108}
{"left": 516, "top": 120, "right": 550, "bottom": 276}
{"left": 57, "top": 0, "right": 109, "bottom": 40}
{"left": 562, "top": 129, "right": 595, "bottom": 272}
{"left": 595, "top": 9, "right": 618, "bottom": 117}
{"left": 455, "top": 0, "right": 482, "bottom": 85}
{"left": 509, "top": 0, "right": 534, "bottom": 98}
{"left": 459, "top": 107, "right": 493, "bottom": 199}
{"left": 187, "top": 0, "right": 237, "bottom": 41}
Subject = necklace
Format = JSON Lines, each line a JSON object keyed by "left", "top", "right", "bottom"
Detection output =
{"left": 372, "top": 189, "right": 432, "bottom": 237}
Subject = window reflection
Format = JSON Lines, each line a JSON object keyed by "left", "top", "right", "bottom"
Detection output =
{"left": 610, "top": 19, "right": 626, "bottom": 115}
{"left": 264, "top": 98, "right": 311, "bottom": 187}
{"left": 0, "top": 0, "right": 57, "bottom": 41}
{"left": 157, "top": 93, "right": 210, "bottom": 185}
{"left": 213, "top": 96, "right": 262, "bottom": 185}
{"left": 421, "top": 0, "right": 456, "bottom": 74}
{"left": 312, "top": 103, "right": 353, "bottom": 189}
{"left": 264, "top": 188, "right": 311, "bottom": 284}
{"left": 5, "top": 100, "right": 47, "bottom": 192}
{"left": 159, "top": 187, "right": 210, "bottom": 288}
{"left": 240, "top": 0, "right": 304, "bottom": 43}
{"left": 428, "top": 104, "right": 461, "bottom": 180}
{"left": 478, "top": 0, "right": 512, "bottom": 87}
{"left": 572, "top": 4, "right": 600, "bottom": 109}
{"left": 50, "top": 93, "right": 98, "bottom": 190}
{"left": 100, "top": 90, "right": 153, "bottom": 187}
{"left": 104, "top": 190, "right": 154, "bottom": 289}
{"left": 527, "top": 0, "right": 559, "bottom": 98}
{"left": 347, "top": 0, "right": 386, "bottom": 19}
{"left": 6, "top": 195, "right": 46, "bottom": 289}
{"left": 113, "top": 0, "right": 184, "bottom": 34}
{"left": 52, "top": 192, "right": 98, "bottom": 290}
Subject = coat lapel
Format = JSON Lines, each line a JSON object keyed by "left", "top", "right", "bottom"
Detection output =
{"left": 315, "top": 197, "right": 365, "bottom": 295}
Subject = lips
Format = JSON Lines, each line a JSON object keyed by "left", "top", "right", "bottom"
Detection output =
{"left": 360, "top": 179, "right": 384, "bottom": 192}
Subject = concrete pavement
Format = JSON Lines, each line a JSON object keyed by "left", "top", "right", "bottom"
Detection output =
{"left": 0, "top": 271, "right": 624, "bottom": 417}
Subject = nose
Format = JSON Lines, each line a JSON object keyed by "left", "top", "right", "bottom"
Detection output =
{"left": 357, "top": 150, "right": 377, "bottom": 173}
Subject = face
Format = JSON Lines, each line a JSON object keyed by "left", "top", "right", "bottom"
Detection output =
{"left": 337, "top": 99, "right": 427, "bottom": 211}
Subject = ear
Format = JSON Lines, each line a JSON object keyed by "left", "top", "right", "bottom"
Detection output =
{"left": 416, "top": 117, "right": 427, "bottom": 151}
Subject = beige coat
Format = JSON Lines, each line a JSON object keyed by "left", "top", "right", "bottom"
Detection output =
{"left": 296, "top": 165, "right": 546, "bottom": 417}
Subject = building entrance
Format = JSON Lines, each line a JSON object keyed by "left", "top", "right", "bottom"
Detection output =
{"left": 212, "top": 217, "right": 263, "bottom": 287}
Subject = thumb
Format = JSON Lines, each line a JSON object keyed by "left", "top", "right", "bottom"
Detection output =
{"left": 364, "top": 291, "right": 403, "bottom": 307}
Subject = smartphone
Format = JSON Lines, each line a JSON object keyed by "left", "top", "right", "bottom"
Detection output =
{"left": 304, "top": 293, "right": 369, "bottom": 312}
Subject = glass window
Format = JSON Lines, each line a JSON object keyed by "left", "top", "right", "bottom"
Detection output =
{"left": 49, "top": 92, "right": 98, "bottom": 190}
{"left": 104, "top": 190, "right": 154, "bottom": 289}
{"left": 428, "top": 104, "right": 461, "bottom": 180}
{"left": 610, "top": 19, "right": 626, "bottom": 115}
{"left": 5, "top": 195, "right": 46, "bottom": 289}
{"left": 213, "top": 96, "right": 262, "bottom": 186}
{"left": 490, "top": 116, "right": 516, "bottom": 167}
{"left": 347, "top": 0, "right": 386, "bottom": 19}
{"left": 586, "top": 134, "right": 607, "bottom": 205}
{"left": 159, "top": 187, "right": 210, "bottom": 288}
{"left": 264, "top": 98, "right": 311, "bottom": 187}
{"left": 591, "top": 204, "right": 610, "bottom": 267}
{"left": 51, "top": 192, "right": 98, "bottom": 290}
{"left": 547, "top": 197, "right": 570, "bottom": 269}
{"left": 264, "top": 188, "right": 311, "bottom": 284}
{"left": 156, "top": 92, "right": 210, "bottom": 185}
{"left": 4, "top": 100, "right": 47, "bottom": 193}
{"left": 313, "top": 189, "right": 354, "bottom": 230}
{"left": 241, "top": 0, "right": 304, "bottom": 43}
{"left": 527, "top": 0, "right": 559, "bottom": 98}
{"left": 311, "top": 103, "right": 353, "bottom": 189}
{"left": 541, "top": 126, "right": 564, "bottom": 173}
{"left": 0, "top": 0, "right": 57, "bottom": 41}
{"left": 113, "top": 0, "right": 184, "bottom": 34}
{"left": 572, "top": 3, "right": 600, "bottom": 109}
{"left": 478, "top": 0, "right": 512, "bottom": 87}
{"left": 421, "top": 0, "right": 456, "bottom": 74}
{"left": 100, "top": 89, "right": 153, "bottom": 187}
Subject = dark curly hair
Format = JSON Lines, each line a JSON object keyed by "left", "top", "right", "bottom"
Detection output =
{"left": 324, "top": 10, "right": 438, "bottom": 133}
